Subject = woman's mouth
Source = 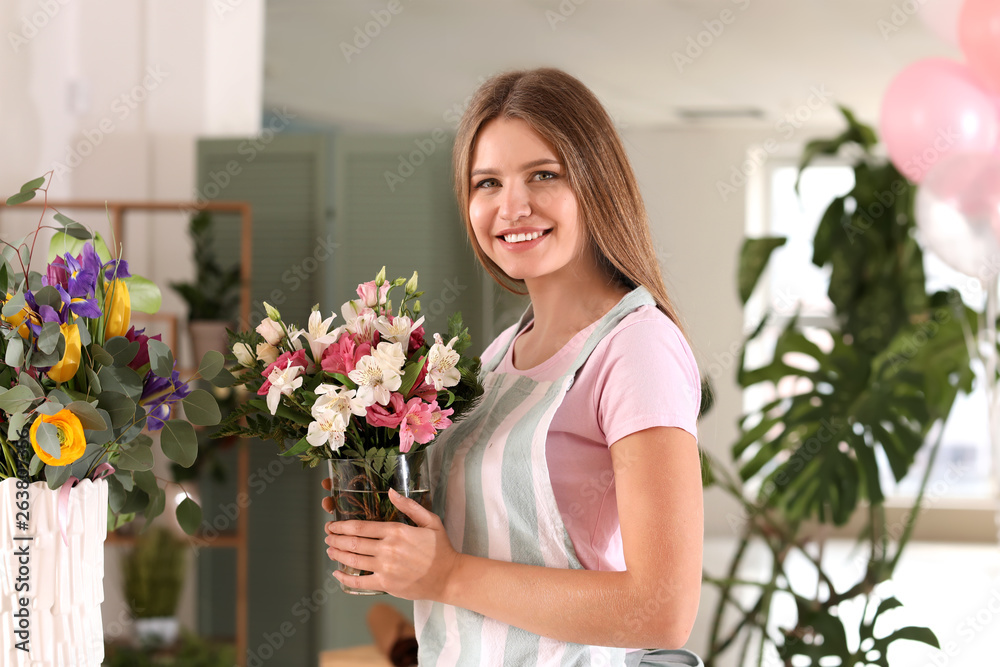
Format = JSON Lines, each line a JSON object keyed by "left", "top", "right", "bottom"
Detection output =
{"left": 498, "top": 229, "right": 551, "bottom": 245}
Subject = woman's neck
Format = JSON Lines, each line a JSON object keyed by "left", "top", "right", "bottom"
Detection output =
{"left": 522, "top": 261, "right": 630, "bottom": 342}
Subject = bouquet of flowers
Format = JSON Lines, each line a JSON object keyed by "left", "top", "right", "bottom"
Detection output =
{"left": 0, "top": 175, "right": 226, "bottom": 533}
{"left": 219, "top": 267, "right": 484, "bottom": 467}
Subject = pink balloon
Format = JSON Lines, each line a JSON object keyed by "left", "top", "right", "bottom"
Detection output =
{"left": 916, "top": 152, "right": 1000, "bottom": 279}
{"left": 879, "top": 58, "right": 1000, "bottom": 184}
{"left": 959, "top": 0, "right": 1000, "bottom": 94}
{"left": 920, "top": 0, "right": 964, "bottom": 46}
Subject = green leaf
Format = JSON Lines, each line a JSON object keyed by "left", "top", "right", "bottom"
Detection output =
{"left": 208, "top": 366, "right": 237, "bottom": 387}
{"left": 175, "top": 497, "right": 203, "bottom": 535}
{"left": 19, "top": 176, "right": 46, "bottom": 193}
{"left": 160, "top": 419, "right": 198, "bottom": 467}
{"left": 29, "top": 454, "right": 42, "bottom": 475}
{"left": 97, "top": 392, "right": 135, "bottom": 428}
{"left": 4, "top": 339, "right": 24, "bottom": 367}
{"left": 1, "top": 292, "right": 25, "bottom": 317}
{"left": 113, "top": 468, "right": 134, "bottom": 492}
{"left": 738, "top": 237, "right": 786, "bottom": 304}
{"left": 399, "top": 357, "right": 427, "bottom": 397}
{"left": 0, "top": 385, "right": 35, "bottom": 415}
{"left": 34, "top": 402, "right": 64, "bottom": 416}
{"left": 89, "top": 344, "right": 114, "bottom": 366}
{"left": 122, "top": 275, "right": 162, "bottom": 314}
{"left": 197, "top": 350, "right": 225, "bottom": 381}
{"left": 116, "top": 443, "right": 154, "bottom": 471}
{"left": 143, "top": 487, "right": 167, "bottom": 526}
{"left": 46, "top": 463, "right": 72, "bottom": 490}
{"left": 37, "top": 321, "right": 61, "bottom": 355}
{"left": 280, "top": 436, "right": 311, "bottom": 457}
{"left": 97, "top": 366, "right": 143, "bottom": 401}
{"left": 5, "top": 191, "right": 36, "bottom": 206}
{"left": 147, "top": 338, "right": 174, "bottom": 377}
{"left": 104, "top": 337, "right": 139, "bottom": 367}
{"left": 7, "top": 412, "right": 29, "bottom": 440}
{"left": 132, "top": 469, "right": 158, "bottom": 497}
{"left": 16, "top": 372, "right": 42, "bottom": 398}
{"left": 181, "top": 389, "right": 221, "bottom": 426}
{"left": 67, "top": 401, "right": 108, "bottom": 430}
{"left": 120, "top": 488, "right": 150, "bottom": 514}
{"left": 35, "top": 420, "right": 62, "bottom": 459}
{"left": 107, "top": 474, "right": 127, "bottom": 513}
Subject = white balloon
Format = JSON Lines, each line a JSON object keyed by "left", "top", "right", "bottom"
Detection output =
{"left": 919, "top": 0, "right": 964, "bottom": 46}
{"left": 915, "top": 152, "right": 1000, "bottom": 280}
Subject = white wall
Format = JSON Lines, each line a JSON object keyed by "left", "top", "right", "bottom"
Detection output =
{"left": 1, "top": 0, "right": 264, "bottom": 642}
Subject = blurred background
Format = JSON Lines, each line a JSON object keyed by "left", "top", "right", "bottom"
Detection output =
{"left": 2, "top": 1, "right": 998, "bottom": 665}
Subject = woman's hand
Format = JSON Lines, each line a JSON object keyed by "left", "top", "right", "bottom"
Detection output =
{"left": 322, "top": 480, "right": 460, "bottom": 601}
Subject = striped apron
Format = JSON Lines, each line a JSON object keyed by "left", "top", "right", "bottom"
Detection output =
{"left": 414, "top": 285, "right": 703, "bottom": 667}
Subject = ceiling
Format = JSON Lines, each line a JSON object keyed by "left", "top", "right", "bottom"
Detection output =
{"left": 263, "top": 0, "right": 960, "bottom": 133}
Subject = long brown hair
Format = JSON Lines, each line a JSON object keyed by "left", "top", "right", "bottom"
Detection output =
{"left": 453, "top": 67, "right": 689, "bottom": 338}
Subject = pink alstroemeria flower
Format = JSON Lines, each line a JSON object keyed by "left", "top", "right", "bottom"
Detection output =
{"left": 429, "top": 401, "right": 455, "bottom": 432}
{"left": 258, "top": 349, "right": 310, "bottom": 395}
{"left": 398, "top": 397, "right": 436, "bottom": 453}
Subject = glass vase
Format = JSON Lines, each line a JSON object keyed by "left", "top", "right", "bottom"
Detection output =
{"left": 327, "top": 450, "right": 431, "bottom": 595}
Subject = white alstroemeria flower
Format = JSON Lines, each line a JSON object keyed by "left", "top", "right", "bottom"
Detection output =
{"left": 372, "top": 341, "right": 406, "bottom": 374}
{"left": 306, "top": 410, "right": 348, "bottom": 451}
{"left": 313, "top": 383, "right": 367, "bottom": 420}
{"left": 293, "top": 310, "right": 340, "bottom": 361}
{"left": 348, "top": 354, "right": 402, "bottom": 407}
{"left": 375, "top": 314, "right": 424, "bottom": 346}
{"left": 256, "top": 342, "right": 279, "bottom": 365}
{"left": 346, "top": 309, "right": 378, "bottom": 344}
{"left": 265, "top": 361, "right": 304, "bottom": 415}
{"left": 341, "top": 299, "right": 366, "bottom": 324}
{"left": 233, "top": 343, "right": 255, "bottom": 367}
{"left": 425, "top": 334, "right": 461, "bottom": 391}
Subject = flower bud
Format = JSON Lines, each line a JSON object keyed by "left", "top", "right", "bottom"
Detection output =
{"left": 264, "top": 302, "right": 282, "bottom": 322}
{"left": 405, "top": 271, "right": 419, "bottom": 294}
{"left": 375, "top": 266, "right": 386, "bottom": 285}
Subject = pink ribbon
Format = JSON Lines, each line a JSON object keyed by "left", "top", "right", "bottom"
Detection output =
{"left": 57, "top": 465, "right": 116, "bottom": 547}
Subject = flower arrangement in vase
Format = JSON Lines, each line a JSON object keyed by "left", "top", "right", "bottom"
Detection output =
{"left": 219, "top": 267, "right": 484, "bottom": 593}
{"left": 0, "top": 175, "right": 228, "bottom": 665}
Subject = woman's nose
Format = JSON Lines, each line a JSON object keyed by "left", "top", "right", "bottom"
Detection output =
{"left": 498, "top": 182, "right": 531, "bottom": 222}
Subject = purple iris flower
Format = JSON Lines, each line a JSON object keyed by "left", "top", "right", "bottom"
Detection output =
{"left": 103, "top": 259, "right": 130, "bottom": 281}
{"left": 44, "top": 244, "right": 101, "bottom": 299}
{"left": 140, "top": 366, "right": 191, "bottom": 431}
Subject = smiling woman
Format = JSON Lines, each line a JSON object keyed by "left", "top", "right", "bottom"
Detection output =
{"left": 324, "top": 68, "right": 705, "bottom": 667}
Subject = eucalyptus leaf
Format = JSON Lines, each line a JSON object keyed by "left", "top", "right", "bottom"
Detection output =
{"left": 113, "top": 468, "right": 135, "bottom": 492}
{"left": 0, "top": 385, "right": 35, "bottom": 415}
{"left": 5, "top": 191, "right": 36, "bottom": 206}
{"left": 115, "top": 443, "right": 154, "bottom": 471}
{"left": 37, "top": 321, "right": 61, "bottom": 355}
{"left": 29, "top": 454, "right": 42, "bottom": 475}
{"left": 67, "top": 400, "right": 108, "bottom": 430}
{"left": 34, "top": 402, "right": 65, "bottom": 416}
{"left": 197, "top": 350, "right": 225, "bottom": 381}
{"left": 104, "top": 337, "right": 139, "bottom": 367}
{"left": 132, "top": 469, "right": 159, "bottom": 498}
{"left": 175, "top": 497, "right": 203, "bottom": 535}
{"left": 7, "top": 412, "right": 29, "bottom": 440}
{"left": 4, "top": 339, "right": 23, "bottom": 367}
{"left": 120, "top": 488, "right": 150, "bottom": 514}
{"left": 16, "top": 372, "right": 43, "bottom": 398}
{"left": 160, "top": 419, "right": 197, "bottom": 467}
{"left": 97, "top": 366, "right": 143, "bottom": 401}
{"left": 97, "top": 392, "right": 136, "bottom": 428}
{"left": 181, "top": 389, "right": 221, "bottom": 426}
{"left": 89, "top": 344, "right": 114, "bottom": 366}
{"left": 147, "top": 339, "right": 174, "bottom": 377}
{"left": 45, "top": 462, "right": 72, "bottom": 490}
{"left": 142, "top": 487, "right": 167, "bottom": 526}
{"left": 107, "top": 475, "right": 127, "bottom": 513}
{"left": 32, "top": 285, "right": 62, "bottom": 310}
{"left": 1, "top": 292, "right": 23, "bottom": 316}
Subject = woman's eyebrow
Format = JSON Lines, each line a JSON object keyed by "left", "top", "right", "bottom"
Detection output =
{"left": 470, "top": 159, "right": 562, "bottom": 177}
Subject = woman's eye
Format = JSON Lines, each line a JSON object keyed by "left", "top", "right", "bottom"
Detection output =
{"left": 474, "top": 178, "right": 499, "bottom": 189}
{"left": 534, "top": 171, "right": 557, "bottom": 181}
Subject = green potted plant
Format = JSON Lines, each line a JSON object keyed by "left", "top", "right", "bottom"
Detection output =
{"left": 124, "top": 526, "right": 188, "bottom": 646}
{"left": 170, "top": 211, "right": 241, "bottom": 363}
{"left": 702, "top": 107, "right": 978, "bottom": 666}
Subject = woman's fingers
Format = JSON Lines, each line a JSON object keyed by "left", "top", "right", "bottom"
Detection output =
{"left": 387, "top": 488, "right": 439, "bottom": 528}
{"left": 321, "top": 477, "right": 332, "bottom": 491}
{"left": 321, "top": 496, "right": 334, "bottom": 514}
{"left": 328, "top": 545, "right": 378, "bottom": 572}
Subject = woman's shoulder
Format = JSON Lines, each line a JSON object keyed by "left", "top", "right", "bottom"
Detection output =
{"left": 478, "top": 320, "right": 523, "bottom": 367}
{"left": 592, "top": 304, "right": 700, "bottom": 384}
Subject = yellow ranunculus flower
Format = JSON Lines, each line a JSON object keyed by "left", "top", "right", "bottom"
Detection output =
{"left": 47, "top": 322, "right": 82, "bottom": 383}
{"left": 104, "top": 279, "right": 131, "bottom": 339}
{"left": 30, "top": 409, "right": 87, "bottom": 467}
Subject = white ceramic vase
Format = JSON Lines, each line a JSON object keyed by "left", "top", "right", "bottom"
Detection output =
{"left": 0, "top": 478, "right": 109, "bottom": 666}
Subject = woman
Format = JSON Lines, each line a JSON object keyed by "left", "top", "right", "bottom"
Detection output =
{"left": 324, "top": 68, "right": 704, "bottom": 666}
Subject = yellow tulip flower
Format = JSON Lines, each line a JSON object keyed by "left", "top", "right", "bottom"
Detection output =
{"left": 1, "top": 292, "right": 37, "bottom": 339}
{"left": 47, "top": 322, "right": 82, "bottom": 383}
{"left": 30, "top": 409, "right": 87, "bottom": 467}
{"left": 103, "top": 279, "right": 131, "bottom": 340}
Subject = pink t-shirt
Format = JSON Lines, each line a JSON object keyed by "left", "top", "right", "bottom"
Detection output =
{"left": 480, "top": 304, "right": 701, "bottom": 572}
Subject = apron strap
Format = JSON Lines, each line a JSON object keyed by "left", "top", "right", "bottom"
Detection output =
{"left": 482, "top": 285, "right": 657, "bottom": 375}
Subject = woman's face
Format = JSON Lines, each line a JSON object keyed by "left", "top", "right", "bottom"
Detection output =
{"left": 468, "top": 117, "right": 587, "bottom": 284}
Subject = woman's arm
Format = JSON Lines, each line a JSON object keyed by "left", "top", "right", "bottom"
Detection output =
{"left": 325, "top": 425, "right": 703, "bottom": 649}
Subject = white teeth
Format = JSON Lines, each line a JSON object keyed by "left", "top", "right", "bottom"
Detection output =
{"left": 503, "top": 230, "right": 545, "bottom": 243}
